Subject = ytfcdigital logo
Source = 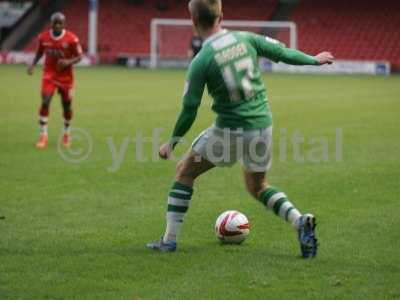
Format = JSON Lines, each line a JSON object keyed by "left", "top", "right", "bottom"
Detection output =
{"left": 57, "top": 128, "right": 93, "bottom": 164}
{"left": 58, "top": 127, "right": 343, "bottom": 172}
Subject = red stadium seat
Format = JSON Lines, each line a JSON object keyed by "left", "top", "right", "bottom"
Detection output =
{"left": 25, "top": 0, "right": 278, "bottom": 60}
{"left": 290, "top": 0, "right": 400, "bottom": 68}
{"left": 24, "top": 0, "right": 400, "bottom": 69}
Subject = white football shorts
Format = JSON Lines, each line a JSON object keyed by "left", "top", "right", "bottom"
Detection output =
{"left": 191, "top": 125, "right": 273, "bottom": 172}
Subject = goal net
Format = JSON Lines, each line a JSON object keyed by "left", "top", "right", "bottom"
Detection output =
{"left": 150, "top": 19, "right": 297, "bottom": 69}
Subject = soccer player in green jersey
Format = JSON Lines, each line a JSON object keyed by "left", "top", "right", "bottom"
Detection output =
{"left": 147, "top": 0, "right": 334, "bottom": 258}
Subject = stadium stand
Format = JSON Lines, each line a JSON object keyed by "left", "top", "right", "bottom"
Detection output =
{"left": 25, "top": 0, "right": 277, "bottom": 61}
{"left": 290, "top": 0, "right": 400, "bottom": 68}
{"left": 23, "top": 0, "right": 400, "bottom": 69}
{"left": 24, "top": 0, "right": 88, "bottom": 54}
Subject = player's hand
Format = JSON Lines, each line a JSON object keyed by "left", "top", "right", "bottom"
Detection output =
{"left": 159, "top": 143, "right": 173, "bottom": 160}
{"left": 315, "top": 52, "right": 334, "bottom": 65}
{"left": 57, "top": 59, "right": 70, "bottom": 70}
{"left": 27, "top": 64, "right": 34, "bottom": 75}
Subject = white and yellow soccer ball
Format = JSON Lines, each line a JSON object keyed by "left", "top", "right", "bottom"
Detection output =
{"left": 215, "top": 210, "right": 250, "bottom": 244}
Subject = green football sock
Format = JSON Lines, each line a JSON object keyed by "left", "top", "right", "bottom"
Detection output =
{"left": 258, "top": 186, "right": 302, "bottom": 229}
{"left": 163, "top": 181, "right": 193, "bottom": 243}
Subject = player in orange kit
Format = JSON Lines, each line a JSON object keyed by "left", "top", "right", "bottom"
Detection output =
{"left": 27, "top": 12, "right": 82, "bottom": 149}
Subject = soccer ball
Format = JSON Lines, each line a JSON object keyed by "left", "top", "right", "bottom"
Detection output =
{"left": 215, "top": 210, "right": 250, "bottom": 244}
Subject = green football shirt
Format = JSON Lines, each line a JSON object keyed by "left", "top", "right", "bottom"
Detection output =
{"left": 171, "top": 30, "right": 318, "bottom": 144}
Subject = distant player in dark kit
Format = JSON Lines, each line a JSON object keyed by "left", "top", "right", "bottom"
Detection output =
{"left": 27, "top": 12, "right": 82, "bottom": 149}
{"left": 188, "top": 34, "right": 203, "bottom": 58}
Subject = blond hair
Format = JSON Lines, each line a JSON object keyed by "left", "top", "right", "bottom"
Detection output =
{"left": 189, "top": 0, "right": 222, "bottom": 29}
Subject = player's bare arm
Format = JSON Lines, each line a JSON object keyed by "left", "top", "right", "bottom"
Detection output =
{"left": 58, "top": 37, "right": 83, "bottom": 70}
{"left": 159, "top": 143, "right": 173, "bottom": 160}
{"left": 159, "top": 104, "right": 200, "bottom": 160}
{"left": 315, "top": 51, "right": 334, "bottom": 65}
{"left": 27, "top": 49, "right": 43, "bottom": 75}
{"left": 57, "top": 55, "right": 82, "bottom": 70}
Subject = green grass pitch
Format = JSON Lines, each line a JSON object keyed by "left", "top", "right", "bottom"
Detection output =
{"left": 1, "top": 65, "right": 400, "bottom": 299}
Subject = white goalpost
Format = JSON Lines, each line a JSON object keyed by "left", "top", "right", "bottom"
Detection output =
{"left": 150, "top": 18, "right": 297, "bottom": 69}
